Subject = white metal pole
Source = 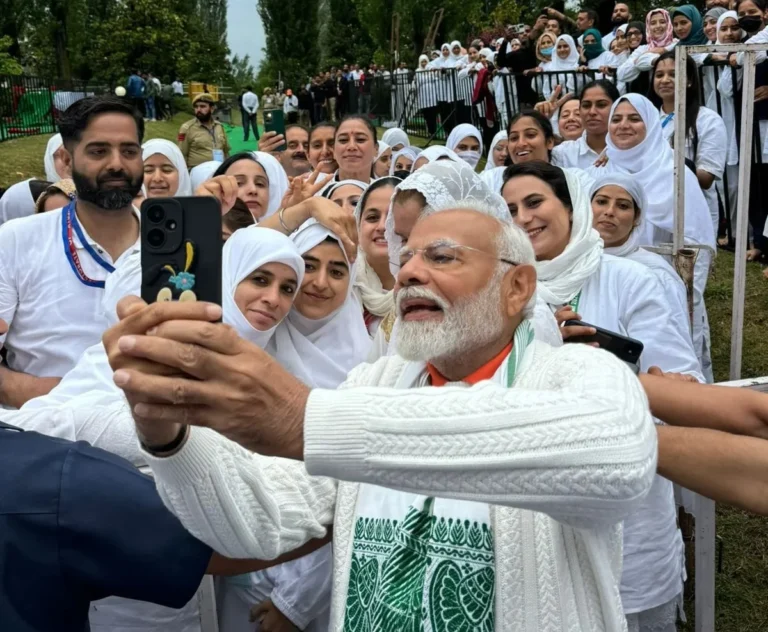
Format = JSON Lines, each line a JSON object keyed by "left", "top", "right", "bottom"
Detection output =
{"left": 673, "top": 46, "right": 689, "bottom": 253}
{"left": 730, "top": 50, "right": 757, "bottom": 381}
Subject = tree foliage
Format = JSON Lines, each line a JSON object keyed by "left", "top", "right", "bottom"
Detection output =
{"left": 0, "top": 36, "right": 23, "bottom": 75}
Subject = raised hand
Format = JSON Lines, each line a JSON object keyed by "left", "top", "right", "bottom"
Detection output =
{"left": 194, "top": 175, "right": 238, "bottom": 215}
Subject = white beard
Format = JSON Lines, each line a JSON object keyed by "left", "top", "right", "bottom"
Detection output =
{"left": 396, "top": 271, "right": 507, "bottom": 363}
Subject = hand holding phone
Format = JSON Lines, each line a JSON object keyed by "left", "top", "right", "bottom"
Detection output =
{"left": 563, "top": 319, "right": 644, "bottom": 365}
{"left": 263, "top": 110, "right": 286, "bottom": 151}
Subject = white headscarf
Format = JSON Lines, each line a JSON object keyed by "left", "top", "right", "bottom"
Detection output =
{"left": 600, "top": 93, "right": 715, "bottom": 247}
{"left": 267, "top": 220, "right": 371, "bottom": 388}
{"left": 44, "top": 134, "right": 65, "bottom": 183}
{"left": 549, "top": 34, "right": 580, "bottom": 70}
{"left": 415, "top": 145, "right": 460, "bottom": 166}
{"left": 222, "top": 226, "right": 305, "bottom": 347}
{"left": 381, "top": 128, "right": 410, "bottom": 149}
{"left": 385, "top": 159, "right": 562, "bottom": 348}
{"left": 0, "top": 179, "right": 36, "bottom": 227}
{"left": 534, "top": 168, "right": 604, "bottom": 305}
{"left": 446, "top": 124, "right": 484, "bottom": 169}
{"left": 431, "top": 43, "right": 452, "bottom": 69}
{"left": 141, "top": 139, "right": 192, "bottom": 196}
{"left": 418, "top": 54, "right": 430, "bottom": 69}
{"left": 484, "top": 130, "right": 509, "bottom": 171}
{"left": 589, "top": 173, "right": 648, "bottom": 257}
{"left": 190, "top": 161, "right": 219, "bottom": 191}
{"left": 322, "top": 179, "right": 369, "bottom": 201}
{"left": 716, "top": 10, "right": 739, "bottom": 43}
{"left": 375, "top": 141, "right": 391, "bottom": 161}
{"left": 479, "top": 48, "right": 495, "bottom": 64}
{"left": 389, "top": 147, "right": 421, "bottom": 175}
{"left": 250, "top": 151, "right": 290, "bottom": 218}
{"left": 448, "top": 40, "right": 467, "bottom": 67}
{"left": 353, "top": 176, "right": 400, "bottom": 318}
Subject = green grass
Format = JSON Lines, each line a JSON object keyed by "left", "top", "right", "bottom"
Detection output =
{"left": 2, "top": 125, "right": 768, "bottom": 630}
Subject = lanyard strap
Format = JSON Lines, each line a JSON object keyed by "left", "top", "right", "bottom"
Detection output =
{"left": 661, "top": 113, "right": 675, "bottom": 129}
{"left": 568, "top": 290, "right": 581, "bottom": 314}
{"left": 61, "top": 202, "right": 115, "bottom": 289}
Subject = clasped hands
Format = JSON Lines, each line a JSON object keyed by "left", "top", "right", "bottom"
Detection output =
{"left": 103, "top": 297, "right": 309, "bottom": 460}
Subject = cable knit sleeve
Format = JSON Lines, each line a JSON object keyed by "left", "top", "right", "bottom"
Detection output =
{"left": 303, "top": 343, "right": 657, "bottom": 529}
{"left": 143, "top": 427, "right": 337, "bottom": 559}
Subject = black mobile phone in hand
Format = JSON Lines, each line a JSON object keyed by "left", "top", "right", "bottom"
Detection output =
{"left": 140, "top": 197, "right": 222, "bottom": 309}
{"left": 564, "top": 320, "right": 644, "bottom": 366}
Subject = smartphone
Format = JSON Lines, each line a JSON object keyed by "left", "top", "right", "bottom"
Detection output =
{"left": 263, "top": 109, "right": 286, "bottom": 151}
{"left": 140, "top": 197, "right": 222, "bottom": 309}
{"left": 563, "top": 320, "right": 644, "bottom": 366}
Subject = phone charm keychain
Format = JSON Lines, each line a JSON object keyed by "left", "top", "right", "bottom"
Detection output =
{"left": 156, "top": 241, "right": 198, "bottom": 302}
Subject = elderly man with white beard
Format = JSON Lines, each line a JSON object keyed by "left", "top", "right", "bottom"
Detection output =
{"left": 106, "top": 198, "right": 657, "bottom": 631}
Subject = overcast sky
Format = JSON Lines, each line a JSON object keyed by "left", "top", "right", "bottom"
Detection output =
{"left": 227, "top": 0, "right": 266, "bottom": 69}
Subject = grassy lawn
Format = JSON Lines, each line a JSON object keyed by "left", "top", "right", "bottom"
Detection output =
{"left": 1, "top": 124, "right": 768, "bottom": 629}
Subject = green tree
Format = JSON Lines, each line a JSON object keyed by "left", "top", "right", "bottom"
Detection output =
{"left": 226, "top": 53, "right": 259, "bottom": 91}
{"left": 0, "top": 36, "right": 23, "bottom": 75}
{"left": 256, "top": 0, "right": 320, "bottom": 89}
{"left": 322, "top": 0, "right": 376, "bottom": 68}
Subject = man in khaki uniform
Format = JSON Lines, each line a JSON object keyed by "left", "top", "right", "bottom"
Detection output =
{"left": 177, "top": 94, "right": 231, "bottom": 169}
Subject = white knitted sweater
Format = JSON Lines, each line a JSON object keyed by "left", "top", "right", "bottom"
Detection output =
{"left": 145, "top": 341, "right": 657, "bottom": 632}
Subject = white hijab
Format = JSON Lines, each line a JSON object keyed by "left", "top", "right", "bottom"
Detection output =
{"left": 447, "top": 40, "right": 467, "bottom": 67}
{"left": 716, "top": 10, "right": 739, "bottom": 43}
{"left": 599, "top": 93, "right": 715, "bottom": 248}
{"left": 381, "top": 128, "right": 410, "bottom": 149}
{"left": 267, "top": 220, "right": 371, "bottom": 388}
{"left": 353, "top": 177, "right": 400, "bottom": 318}
{"left": 446, "top": 124, "right": 484, "bottom": 154}
{"left": 322, "top": 179, "right": 369, "bottom": 201}
{"left": 189, "top": 161, "right": 219, "bottom": 191}
{"left": 389, "top": 147, "right": 421, "bottom": 175}
{"left": 417, "top": 54, "right": 430, "bottom": 70}
{"left": 0, "top": 179, "right": 36, "bottom": 227}
{"left": 250, "top": 151, "right": 290, "bottom": 217}
{"left": 222, "top": 226, "right": 305, "bottom": 347}
{"left": 534, "top": 168, "right": 604, "bottom": 305}
{"left": 44, "top": 134, "right": 65, "bottom": 183}
{"left": 415, "top": 145, "right": 460, "bottom": 166}
{"left": 588, "top": 173, "right": 648, "bottom": 257}
{"left": 483, "top": 130, "right": 509, "bottom": 171}
{"left": 431, "top": 43, "right": 452, "bottom": 69}
{"left": 549, "top": 34, "right": 580, "bottom": 70}
{"left": 375, "top": 141, "right": 391, "bottom": 161}
{"left": 141, "top": 139, "right": 193, "bottom": 196}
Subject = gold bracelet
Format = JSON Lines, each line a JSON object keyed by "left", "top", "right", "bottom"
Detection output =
{"left": 278, "top": 207, "right": 292, "bottom": 233}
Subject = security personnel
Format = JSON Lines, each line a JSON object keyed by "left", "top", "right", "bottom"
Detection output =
{"left": 177, "top": 93, "right": 231, "bottom": 169}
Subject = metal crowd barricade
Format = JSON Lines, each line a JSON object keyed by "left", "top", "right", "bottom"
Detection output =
{"left": 671, "top": 43, "right": 768, "bottom": 632}
{"left": 396, "top": 68, "right": 460, "bottom": 142}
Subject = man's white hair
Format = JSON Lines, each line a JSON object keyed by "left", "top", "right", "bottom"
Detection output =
{"left": 418, "top": 198, "right": 537, "bottom": 317}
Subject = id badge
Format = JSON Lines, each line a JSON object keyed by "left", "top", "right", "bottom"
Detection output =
{"left": 212, "top": 149, "right": 224, "bottom": 162}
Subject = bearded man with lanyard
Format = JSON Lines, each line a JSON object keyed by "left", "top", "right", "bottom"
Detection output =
{"left": 0, "top": 96, "right": 143, "bottom": 409}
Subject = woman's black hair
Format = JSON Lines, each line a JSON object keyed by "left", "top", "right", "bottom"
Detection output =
{"left": 28, "top": 180, "right": 55, "bottom": 202}
{"left": 356, "top": 176, "right": 401, "bottom": 218}
{"left": 579, "top": 79, "right": 621, "bottom": 104}
{"left": 507, "top": 109, "right": 554, "bottom": 140}
{"left": 309, "top": 122, "right": 336, "bottom": 143}
{"left": 649, "top": 51, "right": 700, "bottom": 150}
{"left": 736, "top": 0, "right": 767, "bottom": 12}
{"left": 213, "top": 152, "right": 260, "bottom": 178}
{"left": 335, "top": 115, "right": 378, "bottom": 142}
{"left": 502, "top": 161, "right": 573, "bottom": 211}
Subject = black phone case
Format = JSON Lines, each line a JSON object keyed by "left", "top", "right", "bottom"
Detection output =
{"left": 140, "top": 196, "right": 222, "bottom": 307}
{"left": 263, "top": 109, "right": 286, "bottom": 151}
{"left": 563, "top": 320, "right": 644, "bottom": 365}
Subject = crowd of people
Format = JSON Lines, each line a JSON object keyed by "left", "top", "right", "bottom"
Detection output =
{"left": 125, "top": 70, "right": 184, "bottom": 122}
{"left": 1, "top": 3, "right": 768, "bottom": 632}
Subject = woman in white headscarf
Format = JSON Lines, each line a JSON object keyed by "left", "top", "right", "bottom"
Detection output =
{"left": 372, "top": 141, "right": 392, "bottom": 178}
{"left": 322, "top": 179, "right": 368, "bottom": 215}
{"left": 381, "top": 128, "right": 410, "bottom": 152}
{"left": 267, "top": 219, "right": 371, "bottom": 389}
{"left": 502, "top": 160, "right": 700, "bottom": 632}
{"left": 0, "top": 179, "right": 37, "bottom": 226}
{"left": 445, "top": 123, "right": 483, "bottom": 170}
{"left": 546, "top": 34, "right": 581, "bottom": 99}
{"left": 44, "top": 133, "right": 71, "bottom": 183}
{"left": 141, "top": 139, "right": 192, "bottom": 198}
{"left": 190, "top": 161, "right": 220, "bottom": 191}
{"left": 389, "top": 147, "right": 421, "bottom": 176}
{"left": 380, "top": 158, "right": 562, "bottom": 357}
{"left": 591, "top": 93, "right": 715, "bottom": 380}
{"left": 353, "top": 176, "right": 400, "bottom": 338}
{"left": 483, "top": 130, "right": 509, "bottom": 171}
{"left": 411, "top": 144, "right": 460, "bottom": 172}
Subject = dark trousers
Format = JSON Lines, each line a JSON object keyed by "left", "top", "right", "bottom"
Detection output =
{"left": 242, "top": 110, "right": 259, "bottom": 141}
{"left": 313, "top": 103, "right": 325, "bottom": 124}
{"left": 287, "top": 111, "right": 298, "bottom": 125}
{"left": 421, "top": 106, "right": 438, "bottom": 137}
{"left": 749, "top": 162, "right": 768, "bottom": 253}
{"left": 438, "top": 101, "right": 456, "bottom": 137}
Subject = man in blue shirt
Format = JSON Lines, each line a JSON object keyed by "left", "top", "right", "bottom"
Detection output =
{"left": 126, "top": 70, "right": 146, "bottom": 116}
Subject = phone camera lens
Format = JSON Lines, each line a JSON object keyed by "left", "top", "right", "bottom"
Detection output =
{"left": 147, "top": 228, "right": 165, "bottom": 248}
{"left": 166, "top": 219, "right": 177, "bottom": 231}
{"left": 147, "top": 205, "right": 165, "bottom": 224}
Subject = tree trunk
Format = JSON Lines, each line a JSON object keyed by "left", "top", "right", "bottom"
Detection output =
{"left": 54, "top": 27, "right": 72, "bottom": 81}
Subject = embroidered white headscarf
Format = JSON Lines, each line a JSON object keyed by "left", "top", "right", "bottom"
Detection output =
{"left": 267, "top": 220, "right": 371, "bottom": 388}
{"left": 141, "top": 139, "right": 193, "bottom": 196}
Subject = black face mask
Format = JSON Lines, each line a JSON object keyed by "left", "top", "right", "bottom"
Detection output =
{"left": 739, "top": 15, "right": 763, "bottom": 33}
{"left": 393, "top": 170, "right": 411, "bottom": 180}
{"left": 612, "top": 16, "right": 629, "bottom": 26}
